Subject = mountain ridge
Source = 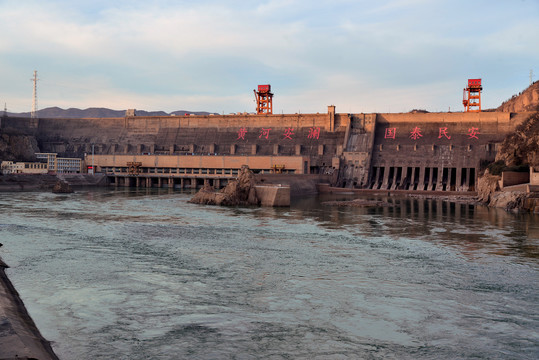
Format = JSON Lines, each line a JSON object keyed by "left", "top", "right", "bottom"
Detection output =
{"left": 5, "top": 106, "right": 217, "bottom": 118}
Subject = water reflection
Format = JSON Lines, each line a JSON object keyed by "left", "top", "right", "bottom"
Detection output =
{"left": 288, "top": 194, "right": 539, "bottom": 261}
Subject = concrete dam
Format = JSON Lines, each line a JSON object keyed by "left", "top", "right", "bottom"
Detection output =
{"left": 1, "top": 106, "right": 531, "bottom": 193}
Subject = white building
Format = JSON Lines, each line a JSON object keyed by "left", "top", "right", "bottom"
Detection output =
{"left": 35, "top": 153, "right": 82, "bottom": 173}
{"left": 1, "top": 161, "right": 48, "bottom": 174}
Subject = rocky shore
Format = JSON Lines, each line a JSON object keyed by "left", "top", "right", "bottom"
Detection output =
{"left": 476, "top": 111, "right": 539, "bottom": 213}
{"left": 476, "top": 170, "right": 539, "bottom": 212}
{"left": 0, "top": 173, "right": 107, "bottom": 192}
{"left": 0, "top": 256, "right": 59, "bottom": 359}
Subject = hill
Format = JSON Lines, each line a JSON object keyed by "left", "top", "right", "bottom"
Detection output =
{"left": 497, "top": 81, "right": 539, "bottom": 112}
{"left": 6, "top": 107, "right": 217, "bottom": 118}
{"left": 491, "top": 82, "right": 539, "bottom": 167}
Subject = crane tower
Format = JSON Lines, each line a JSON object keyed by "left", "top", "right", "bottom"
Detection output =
{"left": 254, "top": 84, "right": 273, "bottom": 115}
{"left": 462, "top": 78, "right": 482, "bottom": 112}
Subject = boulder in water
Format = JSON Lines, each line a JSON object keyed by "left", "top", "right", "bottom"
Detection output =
{"left": 189, "top": 166, "right": 259, "bottom": 206}
{"left": 52, "top": 180, "right": 73, "bottom": 194}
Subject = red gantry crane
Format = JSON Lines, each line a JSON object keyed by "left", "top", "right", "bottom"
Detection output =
{"left": 463, "top": 78, "right": 482, "bottom": 112}
{"left": 254, "top": 84, "right": 273, "bottom": 115}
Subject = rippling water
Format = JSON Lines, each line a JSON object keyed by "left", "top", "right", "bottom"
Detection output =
{"left": 0, "top": 189, "right": 538, "bottom": 359}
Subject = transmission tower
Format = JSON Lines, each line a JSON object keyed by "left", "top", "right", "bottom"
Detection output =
{"left": 531, "top": 69, "right": 534, "bottom": 86}
{"left": 31, "top": 70, "right": 39, "bottom": 119}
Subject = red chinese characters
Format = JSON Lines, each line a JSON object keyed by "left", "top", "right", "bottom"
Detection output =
{"left": 237, "top": 124, "right": 481, "bottom": 143}
{"left": 307, "top": 127, "right": 320, "bottom": 139}
{"left": 259, "top": 128, "right": 271, "bottom": 139}
{"left": 283, "top": 128, "right": 295, "bottom": 139}
{"left": 438, "top": 127, "right": 451, "bottom": 140}
{"left": 409, "top": 126, "right": 423, "bottom": 140}
{"left": 237, "top": 127, "right": 247, "bottom": 140}
{"left": 467, "top": 127, "right": 480, "bottom": 139}
{"left": 385, "top": 127, "right": 396, "bottom": 139}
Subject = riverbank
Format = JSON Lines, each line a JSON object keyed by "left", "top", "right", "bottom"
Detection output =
{"left": 0, "top": 173, "right": 107, "bottom": 192}
{"left": 0, "top": 256, "right": 59, "bottom": 359}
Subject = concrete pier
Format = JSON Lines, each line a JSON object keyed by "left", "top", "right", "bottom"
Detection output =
{"left": 0, "top": 257, "right": 58, "bottom": 360}
{"left": 255, "top": 185, "right": 291, "bottom": 206}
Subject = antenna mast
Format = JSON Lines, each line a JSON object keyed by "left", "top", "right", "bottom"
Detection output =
{"left": 531, "top": 69, "right": 534, "bottom": 86}
{"left": 31, "top": 70, "right": 39, "bottom": 119}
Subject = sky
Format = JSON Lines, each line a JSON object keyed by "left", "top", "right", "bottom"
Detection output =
{"left": 1, "top": 0, "right": 538, "bottom": 114}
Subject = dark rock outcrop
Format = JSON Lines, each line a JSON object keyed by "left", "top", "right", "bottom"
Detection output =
{"left": 189, "top": 166, "right": 259, "bottom": 206}
{"left": 488, "top": 191, "right": 530, "bottom": 212}
{"left": 52, "top": 180, "right": 73, "bottom": 194}
{"left": 495, "top": 112, "right": 539, "bottom": 167}
{"left": 0, "top": 134, "right": 40, "bottom": 162}
{"left": 476, "top": 170, "right": 500, "bottom": 203}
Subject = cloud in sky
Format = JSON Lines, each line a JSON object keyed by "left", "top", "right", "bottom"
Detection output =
{"left": 1, "top": 0, "right": 538, "bottom": 114}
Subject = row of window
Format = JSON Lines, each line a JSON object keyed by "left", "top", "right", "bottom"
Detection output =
{"left": 102, "top": 167, "right": 296, "bottom": 175}
{"left": 24, "top": 163, "right": 47, "bottom": 169}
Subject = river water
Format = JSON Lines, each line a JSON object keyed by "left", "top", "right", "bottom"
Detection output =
{"left": 0, "top": 189, "right": 537, "bottom": 359}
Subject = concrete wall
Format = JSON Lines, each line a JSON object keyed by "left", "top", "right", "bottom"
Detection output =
{"left": 339, "top": 113, "right": 377, "bottom": 187}
{"left": 500, "top": 171, "right": 530, "bottom": 188}
{"left": 531, "top": 167, "right": 539, "bottom": 185}
{"left": 255, "top": 173, "right": 332, "bottom": 196}
{"left": 125, "top": 112, "right": 343, "bottom": 132}
{"left": 88, "top": 154, "right": 310, "bottom": 174}
{"left": 2, "top": 111, "right": 344, "bottom": 172}
{"left": 364, "top": 112, "right": 527, "bottom": 191}
{"left": 2, "top": 109, "right": 529, "bottom": 193}
{"left": 255, "top": 185, "right": 290, "bottom": 206}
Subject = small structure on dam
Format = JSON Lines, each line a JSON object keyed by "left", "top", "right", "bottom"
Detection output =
{"left": 463, "top": 78, "right": 483, "bottom": 112}
{"left": 254, "top": 84, "right": 274, "bottom": 115}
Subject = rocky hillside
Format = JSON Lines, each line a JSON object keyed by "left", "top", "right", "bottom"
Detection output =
{"left": 477, "top": 83, "right": 539, "bottom": 212}
{"left": 0, "top": 134, "right": 40, "bottom": 162}
{"left": 495, "top": 112, "right": 539, "bottom": 167}
{"left": 497, "top": 81, "right": 539, "bottom": 112}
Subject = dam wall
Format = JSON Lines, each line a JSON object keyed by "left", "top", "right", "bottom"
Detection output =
{"left": 362, "top": 112, "right": 531, "bottom": 191}
{"left": 2, "top": 108, "right": 347, "bottom": 167}
{"left": 1, "top": 108, "right": 530, "bottom": 192}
